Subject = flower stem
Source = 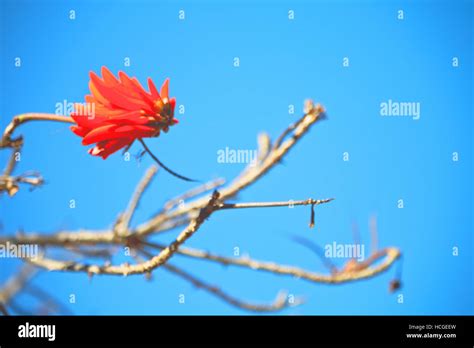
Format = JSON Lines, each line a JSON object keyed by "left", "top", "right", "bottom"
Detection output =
{"left": 138, "top": 138, "right": 198, "bottom": 182}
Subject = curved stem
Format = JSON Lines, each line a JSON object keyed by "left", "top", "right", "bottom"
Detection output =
{"left": 138, "top": 138, "right": 198, "bottom": 182}
{"left": 1, "top": 113, "right": 73, "bottom": 147}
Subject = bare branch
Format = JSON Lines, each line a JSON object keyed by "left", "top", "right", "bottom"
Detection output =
{"left": 0, "top": 101, "right": 326, "bottom": 245}
{"left": 25, "top": 194, "right": 333, "bottom": 276}
{"left": 0, "top": 113, "right": 71, "bottom": 195}
{"left": 4, "top": 147, "right": 19, "bottom": 177}
{"left": 290, "top": 235, "right": 338, "bottom": 274}
{"left": 114, "top": 165, "right": 158, "bottom": 235}
{"left": 1, "top": 113, "right": 73, "bottom": 148}
{"left": 218, "top": 198, "right": 333, "bottom": 210}
{"left": 0, "top": 100, "right": 403, "bottom": 314}
{"left": 27, "top": 192, "right": 222, "bottom": 276}
{"left": 256, "top": 132, "right": 271, "bottom": 163}
{"left": 163, "top": 177, "right": 225, "bottom": 211}
{"left": 0, "top": 197, "right": 333, "bottom": 247}
{"left": 133, "top": 101, "right": 326, "bottom": 237}
{"left": 0, "top": 264, "right": 37, "bottom": 307}
{"left": 22, "top": 284, "right": 73, "bottom": 315}
{"left": 0, "top": 229, "right": 118, "bottom": 247}
{"left": 136, "top": 248, "right": 300, "bottom": 312}
{"left": 164, "top": 263, "right": 301, "bottom": 312}
{"left": 0, "top": 171, "right": 44, "bottom": 197}
{"left": 141, "top": 240, "right": 401, "bottom": 285}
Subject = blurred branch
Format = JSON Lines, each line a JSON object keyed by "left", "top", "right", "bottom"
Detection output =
{"left": 0, "top": 264, "right": 37, "bottom": 315}
{"left": 114, "top": 166, "right": 159, "bottom": 236}
{"left": 132, "top": 101, "right": 326, "bottom": 237}
{"left": 22, "top": 284, "right": 73, "bottom": 315}
{"left": 1, "top": 113, "right": 73, "bottom": 148}
{"left": 0, "top": 101, "right": 326, "bottom": 244}
{"left": 0, "top": 170, "right": 44, "bottom": 197}
{"left": 27, "top": 193, "right": 333, "bottom": 275}
{"left": 290, "top": 235, "right": 339, "bottom": 274}
{"left": 164, "top": 263, "right": 300, "bottom": 312}
{"left": 218, "top": 198, "right": 333, "bottom": 210}
{"left": 0, "top": 100, "right": 403, "bottom": 313}
{"left": 0, "top": 264, "right": 37, "bottom": 306}
{"left": 0, "top": 113, "right": 72, "bottom": 196}
{"left": 162, "top": 177, "right": 225, "bottom": 211}
{"left": 27, "top": 191, "right": 221, "bottom": 275}
{"left": 140, "top": 240, "right": 401, "bottom": 285}
{"left": 137, "top": 248, "right": 301, "bottom": 312}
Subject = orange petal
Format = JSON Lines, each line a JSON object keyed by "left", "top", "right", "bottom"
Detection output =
{"left": 82, "top": 124, "right": 118, "bottom": 145}
{"left": 148, "top": 78, "right": 161, "bottom": 99}
{"left": 90, "top": 72, "right": 145, "bottom": 111}
{"left": 115, "top": 125, "right": 156, "bottom": 134}
{"left": 169, "top": 97, "right": 176, "bottom": 110}
{"left": 104, "top": 111, "right": 151, "bottom": 125}
{"left": 118, "top": 72, "right": 155, "bottom": 111}
{"left": 160, "top": 78, "right": 169, "bottom": 100}
{"left": 89, "top": 138, "right": 132, "bottom": 159}
{"left": 70, "top": 125, "right": 89, "bottom": 137}
{"left": 101, "top": 66, "right": 120, "bottom": 87}
{"left": 89, "top": 79, "right": 111, "bottom": 107}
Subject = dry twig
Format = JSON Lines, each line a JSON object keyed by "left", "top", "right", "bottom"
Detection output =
{"left": 0, "top": 100, "right": 402, "bottom": 312}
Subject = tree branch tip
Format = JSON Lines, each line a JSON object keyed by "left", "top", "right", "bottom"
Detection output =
{"left": 316, "top": 197, "right": 334, "bottom": 204}
{"left": 147, "top": 165, "right": 159, "bottom": 174}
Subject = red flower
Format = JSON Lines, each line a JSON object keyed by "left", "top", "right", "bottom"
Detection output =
{"left": 70, "top": 66, "right": 177, "bottom": 159}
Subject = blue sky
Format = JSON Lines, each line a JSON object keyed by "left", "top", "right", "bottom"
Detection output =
{"left": 0, "top": 0, "right": 472, "bottom": 315}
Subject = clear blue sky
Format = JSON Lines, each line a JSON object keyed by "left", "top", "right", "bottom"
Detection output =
{"left": 0, "top": 0, "right": 472, "bottom": 315}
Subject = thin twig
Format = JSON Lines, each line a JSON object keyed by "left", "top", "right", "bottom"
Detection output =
{"left": 22, "top": 284, "right": 73, "bottom": 314}
{"left": 164, "top": 263, "right": 299, "bottom": 312}
{"left": 0, "top": 101, "right": 327, "bottom": 245}
{"left": 25, "top": 195, "right": 333, "bottom": 276}
{"left": 140, "top": 240, "right": 400, "bottom": 285}
{"left": 0, "top": 197, "right": 333, "bottom": 247}
{"left": 1, "top": 113, "right": 73, "bottom": 148}
{"left": 163, "top": 177, "right": 225, "bottom": 211}
{"left": 0, "top": 100, "right": 403, "bottom": 313}
{"left": 27, "top": 192, "right": 222, "bottom": 276}
{"left": 4, "top": 147, "right": 19, "bottom": 176}
{"left": 217, "top": 198, "right": 333, "bottom": 210}
{"left": 114, "top": 166, "right": 158, "bottom": 235}
{"left": 137, "top": 248, "right": 300, "bottom": 312}
{"left": 133, "top": 101, "right": 326, "bottom": 237}
{"left": 0, "top": 172, "right": 44, "bottom": 196}
{"left": 290, "top": 235, "right": 338, "bottom": 274}
{"left": 0, "top": 264, "right": 37, "bottom": 306}
{"left": 0, "top": 113, "right": 71, "bottom": 195}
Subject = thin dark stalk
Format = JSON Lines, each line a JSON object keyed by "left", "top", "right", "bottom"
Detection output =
{"left": 138, "top": 138, "right": 198, "bottom": 182}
